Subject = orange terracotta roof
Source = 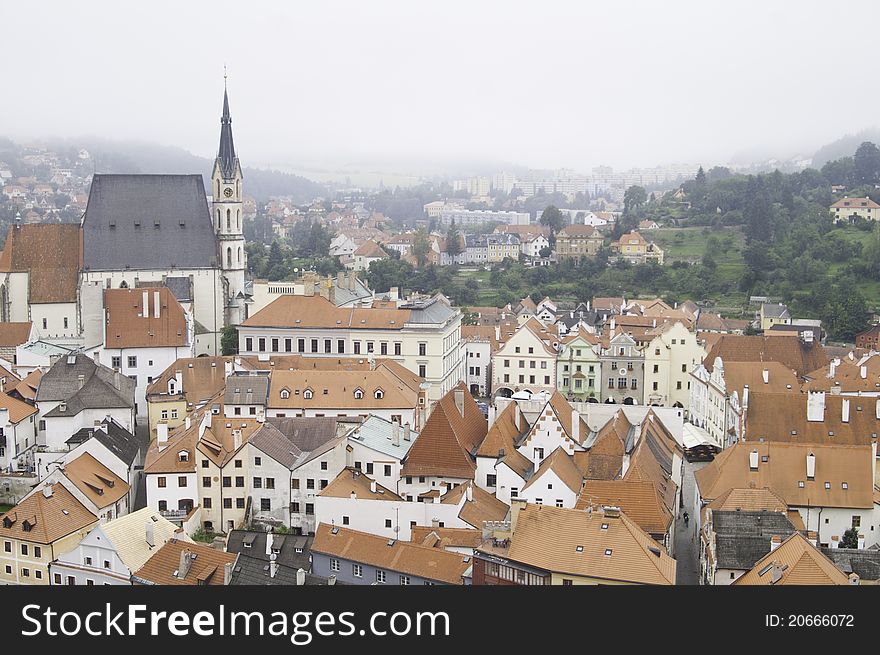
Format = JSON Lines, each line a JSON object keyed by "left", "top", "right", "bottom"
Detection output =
{"left": 733, "top": 532, "right": 849, "bottom": 585}
{"left": 133, "top": 539, "right": 236, "bottom": 586}
{"left": 104, "top": 287, "right": 188, "bottom": 349}
{"left": 61, "top": 452, "right": 130, "bottom": 509}
{"left": 577, "top": 480, "right": 673, "bottom": 537}
{"left": 0, "top": 483, "right": 97, "bottom": 544}
{"left": 401, "top": 384, "right": 487, "bottom": 479}
{"left": 242, "top": 294, "right": 412, "bottom": 330}
{"left": 0, "top": 322, "right": 32, "bottom": 346}
{"left": 0, "top": 224, "right": 82, "bottom": 303}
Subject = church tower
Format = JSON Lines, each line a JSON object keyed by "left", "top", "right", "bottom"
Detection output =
{"left": 211, "top": 80, "right": 246, "bottom": 326}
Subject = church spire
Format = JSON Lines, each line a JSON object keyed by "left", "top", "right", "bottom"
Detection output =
{"left": 217, "top": 76, "right": 237, "bottom": 180}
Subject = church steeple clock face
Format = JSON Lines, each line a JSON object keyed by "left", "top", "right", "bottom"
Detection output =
{"left": 223, "top": 187, "right": 234, "bottom": 198}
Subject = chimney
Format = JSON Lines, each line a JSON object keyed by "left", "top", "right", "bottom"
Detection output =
{"left": 571, "top": 409, "right": 580, "bottom": 442}
{"left": 770, "top": 535, "right": 782, "bottom": 552}
{"left": 749, "top": 449, "right": 759, "bottom": 471}
{"left": 146, "top": 522, "right": 155, "bottom": 547}
{"left": 392, "top": 419, "right": 400, "bottom": 446}
{"left": 466, "top": 484, "right": 473, "bottom": 502}
{"left": 175, "top": 369, "right": 183, "bottom": 393}
{"left": 224, "top": 360, "right": 233, "bottom": 377}
{"left": 269, "top": 558, "right": 278, "bottom": 579}
{"left": 762, "top": 369, "right": 769, "bottom": 384}
{"left": 829, "top": 360, "right": 837, "bottom": 377}
{"left": 178, "top": 549, "right": 192, "bottom": 579}
{"left": 842, "top": 397, "right": 851, "bottom": 423}
{"left": 510, "top": 498, "right": 527, "bottom": 534}
{"left": 265, "top": 532, "right": 274, "bottom": 556}
{"left": 77, "top": 374, "right": 85, "bottom": 389}
{"left": 114, "top": 369, "right": 121, "bottom": 390}
{"left": 337, "top": 271, "right": 345, "bottom": 290}
{"left": 328, "top": 574, "right": 336, "bottom": 586}
{"left": 487, "top": 404, "right": 496, "bottom": 427}
{"left": 807, "top": 531, "right": 818, "bottom": 547}
{"left": 454, "top": 387, "right": 465, "bottom": 417}
{"left": 142, "top": 291, "right": 149, "bottom": 317}
{"left": 370, "top": 480, "right": 377, "bottom": 493}
{"left": 806, "top": 392, "right": 825, "bottom": 422}
{"left": 296, "top": 568, "right": 306, "bottom": 586}
{"left": 185, "top": 416, "right": 192, "bottom": 430}
{"left": 42, "top": 485, "right": 53, "bottom": 498}
{"left": 348, "top": 271, "right": 357, "bottom": 291}
{"left": 860, "top": 365, "right": 867, "bottom": 379}
{"left": 223, "top": 562, "right": 233, "bottom": 585}
{"left": 157, "top": 422, "right": 169, "bottom": 444}
{"left": 233, "top": 429, "right": 242, "bottom": 451}
{"left": 849, "top": 573, "right": 860, "bottom": 585}
{"left": 153, "top": 291, "right": 161, "bottom": 318}
{"left": 806, "top": 452, "right": 816, "bottom": 479}
{"left": 403, "top": 422, "right": 411, "bottom": 441}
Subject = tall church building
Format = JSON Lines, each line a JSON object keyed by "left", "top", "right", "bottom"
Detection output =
{"left": 211, "top": 85, "right": 247, "bottom": 327}
{"left": 0, "top": 85, "right": 249, "bottom": 354}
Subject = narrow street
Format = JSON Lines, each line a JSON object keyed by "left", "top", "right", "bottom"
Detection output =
{"left": 674, "top": 459, "right": 707, "bottom": 585}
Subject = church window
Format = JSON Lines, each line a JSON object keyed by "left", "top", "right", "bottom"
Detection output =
{"left": 226, "top": 247, "right": 232, "bottom": 267}
{"left": 226, "top": 209, "right": 231, "bottom": 230}
{"left": 217, "top": 209, "right": 221, "bottom": 229}
{"left": 238, "top": 247, "right": 242, "bottom": 263}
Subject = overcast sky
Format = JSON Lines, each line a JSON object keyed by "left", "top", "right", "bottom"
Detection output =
{"left": 4, "top": 1, "right": 879, "bottom": 175}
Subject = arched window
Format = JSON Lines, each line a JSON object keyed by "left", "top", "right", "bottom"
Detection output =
{"left": 280, "top": 389, "right": 290, "bottom": 400}
{"left": 374, "top": 389, "right": 384, "bottom": 400}
{"left": 237, "top": 209, "right": 240, "bottom": 230}
{"left": 226, "top": 209, "right": 231, "bottom": 230}
{"left": 238, "top": 247, "right": 242, "bottom": 263}
{"left": 354, "top": 388, "right": 364, "bottom": 399}
{"left": 217, "top": 180, "right": 220, "bottom": 197}
{"left": 303, "top": 389, "right": 313, "bottom": 400}
{"left": 119, "top": 280, "right": 128, "bottom": 289}
{"left": 217, "top": 209, "right": 221, "bottom": 229}
{"left": 226, "top": 247, "right": 232, "bottom": 267}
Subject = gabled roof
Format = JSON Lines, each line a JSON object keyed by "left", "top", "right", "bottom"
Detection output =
{"left": 99, "top": 508, "right": 187, "bottom": 572}
{"left": 242, "top": 294, "right": 413, "bottom": 330}
{"left": 694, "top": 442, "right": 874, "bottom": 509}
{"left": 521, "top": 448, "right": 584, "bottom": 495}
{"left": 710, "top": 510, "right": 799, "bottom": 571}
{"left": 577, "top": 480, "right": 673, "bottom": 537}
{"left": 354, "top": 239, "right": 388, "bottom": 258}
{"left": 504, "top": 504, "right": 676, "bottom": 585}
{"left": 401, "top": 384, "right": 487, "bottom": 479}
{"left": 312, "top": 524, "right": 472, "bottom": 585}
{"left": 745, "top": 391, "right": 878, "bottom": 446}
{"left": 82, "top": 174, "right": 218, "bottom": 272}
{"left": 440, "top": 481, "right": 509, "bottom": 528}
{"left": 38, "top": 354, "right": 135, "bottom": 414}
{"left": 707, "top": 487, "right": 790, "bottom": 513}
{"left": 60, "top": 452, "right": 130, "bottom": 509}
{"left": 133, "top": 538, "right": 236, "bottom": 586}
{"left": 0, "top": 224, "right": 82, "bottom": 303}
{"left": 702, "top": 335, "right": 827, "bottom": 376}
{"left": 733, "top": 532, "right": 849, "bottom": 585}
{"left": 320, "top": 467, "right": 403, "bottom": 500}
{"left": 0, "top": 483, "right": 97, "bottom": 544}
{"left": 0, "top": 390, "right": 38, "bottom": 424}
{"left": 67, "top": 417, "right": 141, "bottom": 465}
{"left": 146, "top": 356, "right": 231, "bottom": 407}
{"left": 104, "top": 287, "right": 189, "bottom": 349}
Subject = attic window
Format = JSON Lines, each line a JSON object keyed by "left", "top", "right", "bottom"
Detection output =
{"left": 354, "top": 388, "right": 364, "bottom": 399}
{"left": 179, "top": 221, "right": 186, "bottom": 228}
{"left": 575, "top": 545, "right": 584, "bottom": 552}
{"left": 604, "top": 549, "right": 613, "bottom": 556}
{"left": 600, "top": 523, "right": 608, "bottom": 530}
{"left": 825, "top": 482, "right": 831, "bottom": 489}
{"left": 178, "top": 451, "right": 189, "bottom": 462}
{"left": 842, "top": 482, "right": 848, "bottom": 490}
{"left": 109, "top": 221, "right": 116, "bottom": 229}
{"left": 154, "top": 220, "right": 161, "bottom": 229}
{"left": 374, "top": 389, "right": 384, "bottom": 399}
{"left": 761, "top": 455, "right": 768, "bottom": 462}
{"left": 798, "top": 481, "right": 805, "bottom": 488}
{"left": 134, "top": 220, "right": 141, "bottom": 227}
{"left": 303, "top": 389, "right": 313, "bottom": 400}
{"left": 280, "top": 389, "right": 290, "bottom": 400}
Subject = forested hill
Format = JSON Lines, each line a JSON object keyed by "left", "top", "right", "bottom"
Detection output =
{"left": 46, "top": 137, "right": 326, "bottom": 203}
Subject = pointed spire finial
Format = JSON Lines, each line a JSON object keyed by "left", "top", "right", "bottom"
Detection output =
{"left": 223, "top": 64, "right": 228, "bottom": 87}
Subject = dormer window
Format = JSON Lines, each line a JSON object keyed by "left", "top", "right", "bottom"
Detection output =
{"left": 303, "top": 389, "right": 313, "bottom": 400}
{"left": 354, "top": 388, "right": 364, "bottom": 400}
{"left": 374, "top": 389, "right": 384, "bottom": 399}
{"left": 280, "top": 388, "right": 290, "bottom": 400}
{"left": 178, "top": 451, "right": 189, "bottom": 463}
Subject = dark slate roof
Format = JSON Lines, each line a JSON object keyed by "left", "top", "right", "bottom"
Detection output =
{"left": 821, "top": 547, "right": 880, "bottom": 581}
{"left": 66, "top": 417, "right": 142, "bottom": 465}
{"left": 712, "top": 510, "right": 798, "bottom": 570}
{"left": 249, "top": 423, "right": 303, "bottom": 469}
{"left": 37, "top": 354, "right": 135, "bottom": 414}
{"left": 82, "top": 174, "right": 218, "bottom": 271}
{"left": 229, "top": 556, "right": 319, "bottom": 585}
{"left": 223, "top": 373, "right": 270, "bottom": 406}
{"left": 217, "top": 88, "right": 238, "bottom": 180}
{"left": 267, "top": 417, "right": 346, "bottom": 453}
{"left": 226, "top": 531, "right": 313, "bottom": 568}
{"left": 403, "top": 297, "right": 457, "bottom": 324}
{"left": 159, "top": 276, "right": 193, "bottom": 303}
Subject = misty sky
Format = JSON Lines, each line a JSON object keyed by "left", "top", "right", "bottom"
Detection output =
{"left": 4, "top": 0, "right": 879, "bottom": 174}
